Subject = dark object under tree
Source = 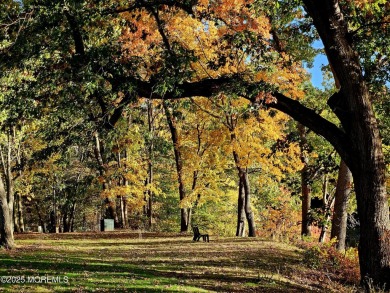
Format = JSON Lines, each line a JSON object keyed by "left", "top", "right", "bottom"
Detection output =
{"left": 192, "top": 225, "right": 209, "bottom": 242}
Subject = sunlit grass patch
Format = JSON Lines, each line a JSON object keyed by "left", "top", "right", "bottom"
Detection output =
{"left": 0, "top": 232, "right": 358, "bottom": 292}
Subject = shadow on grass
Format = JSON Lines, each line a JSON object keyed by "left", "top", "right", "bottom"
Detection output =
{"left": 1, "top": 237, "right": 318, "bottom": 292}
{"left": 0, "top": 257, "right": 312, "bottom": 292}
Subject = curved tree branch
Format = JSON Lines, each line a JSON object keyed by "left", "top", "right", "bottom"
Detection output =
{"left": 268, "top": 92, "right": 349, "bottom": 165}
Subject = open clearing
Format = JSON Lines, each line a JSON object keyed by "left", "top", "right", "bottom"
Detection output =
{"left": 0, "top": 232, "right": 357, "bottom": 292}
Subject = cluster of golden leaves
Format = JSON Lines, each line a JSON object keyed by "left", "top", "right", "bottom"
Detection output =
{"left": 119, "top": 0, "right": 271, "bottom": 77}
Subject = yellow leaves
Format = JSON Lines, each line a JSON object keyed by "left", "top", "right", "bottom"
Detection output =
{"left": 255, "top": 65, "right": 307, "bottom": 100}
{"left": 34, "top": 152, "right": 62, "bottom": 175}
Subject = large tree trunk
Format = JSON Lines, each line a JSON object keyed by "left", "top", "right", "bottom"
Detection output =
{"left": 0, "top": 132, "right": 15, "bottom": 237}
{"left": 6, "top": 132, "right": 14, "bottom": 234}
{"left": 163, "top": 101, "right": 190, "bottom": 232}
{"left": 330, "top": 160, "right": 352, "bottom": 250}
{"left": 303, "top": 0, "right": 390, "bottom": 288}
{"left": 0, "top": 176, "right": 14, "bottom": 249}
{"left": 298, "top": 123, "right": 311, "bottom": 237}
{"left": 236, "top": 177, "right": 245, "bottom": 236}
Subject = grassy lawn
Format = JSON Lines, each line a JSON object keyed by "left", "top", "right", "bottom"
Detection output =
{"left": 0, "top": 232, "right": 357, "bottom": 292}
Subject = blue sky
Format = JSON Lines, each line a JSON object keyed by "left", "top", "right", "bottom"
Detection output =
{"left": 306, "top": 54, "right": 329, "bottom": 88}
{"left": 305, "top": 40, "right": 330, "bottom": 89}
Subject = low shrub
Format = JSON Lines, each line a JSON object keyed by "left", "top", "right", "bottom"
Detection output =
{"left": 301, "top": 238, "right": 360, "bottom": 285}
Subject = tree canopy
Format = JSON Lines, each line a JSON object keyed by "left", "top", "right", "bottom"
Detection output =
{"left": 0, "top": 0, "right": 389, "bottom": 289}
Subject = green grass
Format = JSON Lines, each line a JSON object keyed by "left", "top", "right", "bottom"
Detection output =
{"left": 0, "top": 232, "right": 357, "bottom": 292}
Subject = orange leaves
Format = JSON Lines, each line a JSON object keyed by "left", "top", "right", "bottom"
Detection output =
{"left": 220, "top": 1, "right": 270, "bottom": 36}
{"left": 119, "top": 10, "right": 163, "bottom": 75}
{"left": 117, "top": 0, "right": 276, "bottom": 81}
{"left": 196, "top": 0, "right": 271, "bottom": 35}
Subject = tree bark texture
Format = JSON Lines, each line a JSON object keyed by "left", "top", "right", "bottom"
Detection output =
{"left": 236, "top": 177, "right": 245, "bottom": 237}
{"left": 14, "top": 192, "right": 24, "bottom": 233}
{"left": 0, "top": 176, "right": 14, "bottom": 249}
{"left": 242, "top": 171, "right": 256, "bottom": 237}
{"left": 331, "top": 160, "right": 353, "bottom": 251}
{"left": 303, "top": 0, "right": 390, "bottom": 288}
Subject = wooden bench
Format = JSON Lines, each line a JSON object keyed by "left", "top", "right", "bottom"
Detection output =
{"left": 192, "top": 225, "right": 209, "bottom": 242}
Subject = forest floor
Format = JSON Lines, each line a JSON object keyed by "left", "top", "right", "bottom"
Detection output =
{"left": 0, "top": 231, "right": 360, "bottom": 292}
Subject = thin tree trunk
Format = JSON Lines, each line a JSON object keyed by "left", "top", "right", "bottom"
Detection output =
{"left": 190, "top": 124, "right": 208, "bottom": 223}
{"left": 236, "top": 176, "right": 245, "bottom": 236}
{"left": 319, "top": 200, "right": 335, "bottom": 243}
{"left": 330, "top": 160, "right": 352, "bottom": 251}
{"left": 116, "top": 151, "right": 124, "bottom": 229}
{"left": 163, "top": 101, "right": 189, "bottom": 232}
{"left": 18, "top": 193, "right": 25, "bottom": 232}
{"left": 119, "top": 195, "right": 125, "bottom": 228}
{"left": 242, "top": 171, "right": 256, "bottom": 237}
{"left": 13, "top": 193, "right": 20, "bottom": 233}
{"left": 18, "top": 201, "right": 24, "bottom": 232}
{"left": 147, "top": 163, "right": 153, "bottom": 230}
{"left": 69, "top": 202, "right": 76, "bottom": 232}
{"left": 123, "top": 196, "right": 128, "bottom": 229}
{"left": 190, "top": 170, "right": 200, "bottom": 222}
{"left": 319, "top": 174, "right": 329, "bottom": 243}
{"left": 143, "top": 178, "right": 149, "bottom": 217}
{"left": 14, "top": 128, "right": 24, "bottom": 233}
{"left": 50, "top": 186, "right": 58, "bottom": 233}
{"left": 147, "top": 99, "right": 154, "bottom": 230}
{"left": 298, "top": 123, "right": 311, "bottom": 237}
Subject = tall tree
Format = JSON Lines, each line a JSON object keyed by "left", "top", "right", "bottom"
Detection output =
{"left": 298, "top": 123, "right": 312, "bottom": 237}
{"left": 299, "top": 1, "right": 389, "bottom": 286}
{"left": 163, "top": 100, "right": 191, "bottom": 232}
